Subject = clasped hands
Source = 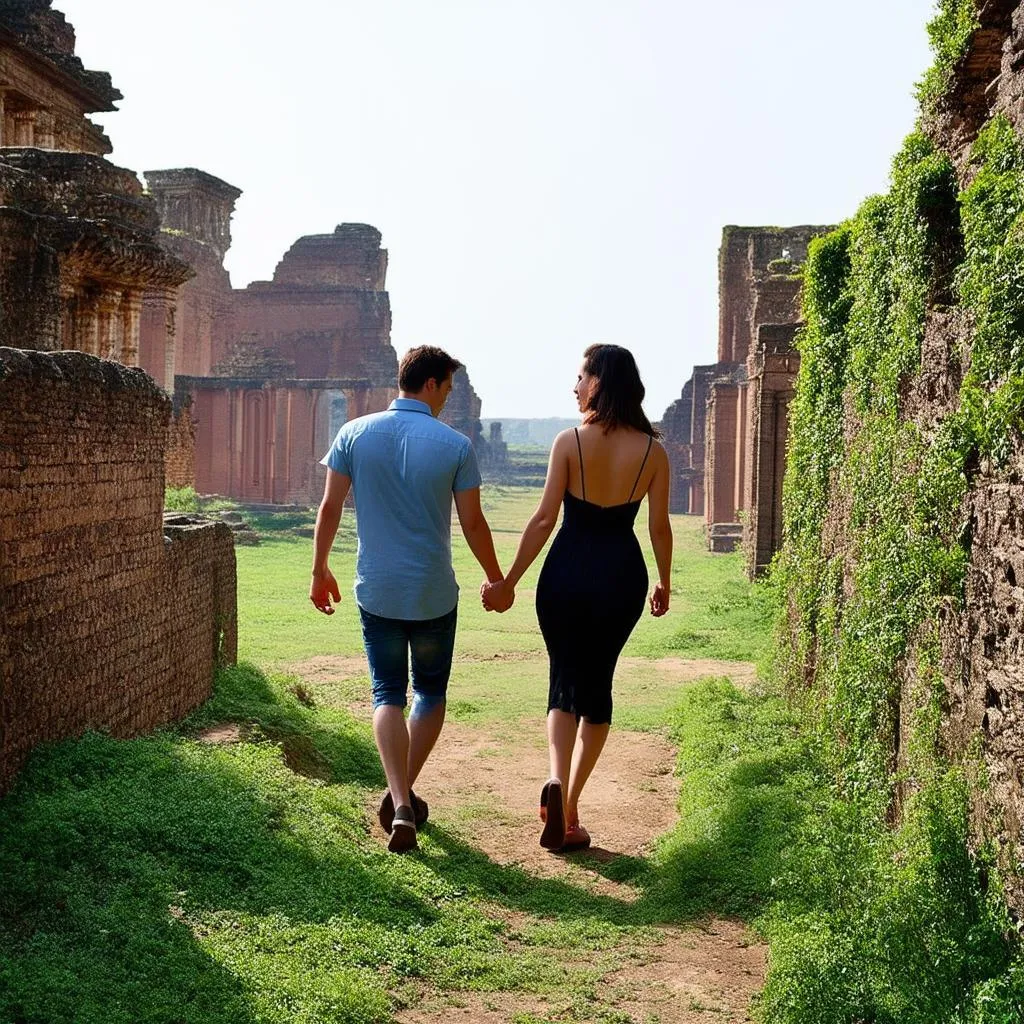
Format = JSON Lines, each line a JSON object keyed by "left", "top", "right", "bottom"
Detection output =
{"left": 480, "top": 578, "right": 515, "bottom": 613}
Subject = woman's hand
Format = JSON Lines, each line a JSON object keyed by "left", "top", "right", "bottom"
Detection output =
{"left": 649, "top": 582, "right": 669, "bottom": 617}
{"left": 481, "top": 579, "right": 515, "bottom": 613}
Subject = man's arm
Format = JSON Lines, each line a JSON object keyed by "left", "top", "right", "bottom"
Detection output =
{"left": 310, "top": 467, "right": 351, "bottom": 615}
{"left": 453, "top": 486, "right": 503, "bottom": 587}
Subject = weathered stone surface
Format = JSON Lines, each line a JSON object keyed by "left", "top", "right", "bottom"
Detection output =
{"left": 0, "top": 348, "right": 237, "bottom": 794}
{"left": 0, "top": 149, "right": 191, "bottom": 362}
{"left": 440, "top": 366, "right": 507, "bottom": 472}
{"left": 659, "top": 364, "right": 720, "bottom": 515}
{"left": 0, "top": 0, "right": 119, "bottom": 153}
{"left": 662, "top": 227, "right": 830, "bottom": 538}
{"left": 139, "top": 169, "right": 240, "bottom": 391}
{"left": 136, "top": 182, "right": 402, "bottom": 503}
{"left": 702, "top": 225, "right": 831, "bottom": 565}
{"left": 231, "top": 224, "right": 396, "bottom": 385}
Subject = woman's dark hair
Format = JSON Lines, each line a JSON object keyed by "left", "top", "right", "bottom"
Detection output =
{"left": 399, "top": 346, "right": 462, "bottom": 392}
{"left": 582, "top": 343, "right": 660, "bottom": 437}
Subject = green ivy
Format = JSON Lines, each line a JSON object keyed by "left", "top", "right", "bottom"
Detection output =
{"left": 770, "top": 102, "right": 1024, "bottom": 1024}
{"left": 917, "top": 0, "right": 981, "bottom": 109}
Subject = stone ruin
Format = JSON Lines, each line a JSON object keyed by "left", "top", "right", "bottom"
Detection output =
{"left": 134, "top": 178, "right": 499, "bottom": 502}
{"left": 0, "top": 348, "right": 237, "bottom": 793}
{"left": 0, "top": 1, "right": 236, "bottom": 792}
{"left": 660, "top": 224, "right": 831, "bottom": 576}
{"left": 440, "top": 367, "right": 508, "bottom": 473}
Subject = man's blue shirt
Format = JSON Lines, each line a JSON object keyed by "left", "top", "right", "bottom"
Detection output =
{"left": 321, "top": 398, "right": 481, "bottom": 620}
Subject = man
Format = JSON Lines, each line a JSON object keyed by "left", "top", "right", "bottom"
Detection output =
{"left": 310, "top": 346, "right": 509, "bottom": 853}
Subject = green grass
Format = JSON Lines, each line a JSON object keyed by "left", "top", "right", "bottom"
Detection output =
{"left": 0, "top": 488, "right": 774, "bottom": 1023}
{"left": 236, "top": 486, "right": 770, "bottom": 668}
{"left": 0, "top": 668, "right": 791, "bottom": 1024}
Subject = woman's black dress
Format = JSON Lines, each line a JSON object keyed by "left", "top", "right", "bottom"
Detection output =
{"left": 535, "top": 430, "right": 652, "bottom": 725}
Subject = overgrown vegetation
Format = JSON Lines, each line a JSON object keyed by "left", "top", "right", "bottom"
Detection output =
{"left": 916, "top": 0, "right": 981, "bottom": 109}
{"left": 165, "top": 484, "right": 202, "bottom": 511}
{"left": 768, "top": 3, "right": 1024, "bottom": 1013}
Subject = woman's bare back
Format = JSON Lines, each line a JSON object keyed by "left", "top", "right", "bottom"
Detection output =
{"left": 565, "top": 423, "right": 661, "bottom": 507}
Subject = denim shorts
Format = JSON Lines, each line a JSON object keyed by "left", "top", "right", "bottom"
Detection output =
{"left": 358, "top": 604, "right": 458, "bottom": 714}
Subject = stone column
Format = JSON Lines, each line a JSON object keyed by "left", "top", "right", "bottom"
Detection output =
{"left": 35, "top": 111, "right": 55, "bottom": 149}
{"left": 156, "top": 288, "right": 179, "bottom": 393}
{"left": 12, "top": 110, "right": 35, "bottom": 147}
{"left": 74, "top": 290, "right": 101, "bottom": 356}
{"left": 120, "top": 289, "right": 143, "bottom": 366}
{"left": 96, "top": 292, "right": 121, "bottom": 361}
{"left": 0, "top": 94, "right": 7, "bottom": 147}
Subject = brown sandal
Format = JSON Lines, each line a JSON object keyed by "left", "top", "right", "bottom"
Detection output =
{"left": 560, "top": 822, "right": 591, "bottom": 852}
{"left": 539, "top": 779, "right": 565, "bottom": 850}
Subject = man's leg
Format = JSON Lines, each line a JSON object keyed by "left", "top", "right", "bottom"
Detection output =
{"left": 407, "top": 606, "right": 458, "bottom": 785}
{"left": 360, "top": 608, "right": 413, "bottom": 810}
{"left": 374, "top": 706, "right": 412, "bottom": 811}
{"left": 408, "top": 700, "right": 446, "bottom": 787}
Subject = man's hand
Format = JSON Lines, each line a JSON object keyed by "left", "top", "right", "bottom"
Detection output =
{"left": 649, "top": 582, "right": 670, "bottom": 617}
{"left": 481, "top": 579, "right": 515, "bottom": 613}
{"left": 310, "top": 569, "right": 342, "bottom": 615}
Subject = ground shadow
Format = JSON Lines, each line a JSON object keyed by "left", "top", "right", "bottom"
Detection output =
{"left": 420, "top": 731, "right": 811, "bottom": 928}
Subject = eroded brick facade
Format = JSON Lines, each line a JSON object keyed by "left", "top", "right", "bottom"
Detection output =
{"left": 137, "top": 191, "right": 401, "bottom": 504}
{"left": 0, "top": 2, "right": 237, "bottom": 794}
{"left": 0, "top": 348, "right": 237, "bottom": 793}
{"left": 440, "top": 366, "right": 507, "bottom": 472}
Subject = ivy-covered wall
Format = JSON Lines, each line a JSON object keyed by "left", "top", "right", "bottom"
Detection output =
{"left": 768, "top": 0, "right": 1024, "bottom": 1017}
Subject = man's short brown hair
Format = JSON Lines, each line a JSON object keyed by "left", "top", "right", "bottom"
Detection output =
{"left": 398, "top": 346, "right": 462, "bottom": 393}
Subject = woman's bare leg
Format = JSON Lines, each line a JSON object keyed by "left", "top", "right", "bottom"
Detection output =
{"left": 566, "top": 719, "right": 610, "bottom": 824}
{"left": 547, "top": 709, "right": 576, "bottom": 813}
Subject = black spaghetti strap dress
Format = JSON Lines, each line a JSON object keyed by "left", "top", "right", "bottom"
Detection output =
{"left": 535, "top": 430, "right": 652, "bottom": 725}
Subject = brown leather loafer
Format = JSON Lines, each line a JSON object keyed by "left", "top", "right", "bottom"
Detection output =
{"left": 378, "top": 789, "right": 429, "bottom": 833}
{"left": 387, "top": 804, "right": 418, "bottom": 853}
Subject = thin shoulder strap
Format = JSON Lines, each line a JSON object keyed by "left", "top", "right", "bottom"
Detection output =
{"left": 574, "top": 427, "right": 586, "bottom": 500}
{"left": 627, "top": 435, "right": 654, "bottom": 502}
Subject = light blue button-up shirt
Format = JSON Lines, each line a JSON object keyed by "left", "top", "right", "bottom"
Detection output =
{"left": 321, "top": 398, "right": 481, "bottom": 620}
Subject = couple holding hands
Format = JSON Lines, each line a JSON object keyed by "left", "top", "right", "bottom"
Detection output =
{"left": 311, "top": 343, "right": 672, "bottom": 854}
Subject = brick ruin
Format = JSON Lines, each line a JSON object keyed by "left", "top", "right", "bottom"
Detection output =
{"left": 134, "top": 178, "right": 501, "bottom": 500}
{"left": 660, "top": 225, "right": 831, "bottom": 575}
{"left": 0, "top": 349, "right": 237, "bottom": 793}
{"left": 0, "top": 1, "right": 236, "bottom": 793}
{"left": 0, "top": 1, "right": 191, "bottom": 363}
{"left": 440, "top": 367, "right": 507, "bottom": 472}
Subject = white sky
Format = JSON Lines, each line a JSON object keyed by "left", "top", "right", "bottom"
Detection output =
{"left": 59, "top": 0, "right": 937, "bottom": 419}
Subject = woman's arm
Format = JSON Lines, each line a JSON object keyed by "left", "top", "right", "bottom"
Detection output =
{"left": 504, "top": 432, "right": 571, "bottom": 588}
{"left": 646, "top": 443, "right": 673, "bottom": 616}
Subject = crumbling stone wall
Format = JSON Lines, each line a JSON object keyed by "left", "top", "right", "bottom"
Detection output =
{"left": 440, "top": 366, "right": 506, "bottom": 470}
{"left": 0, "top": 0, "right": 119, "bottom": 153}
{"left": 705, "top": 226, "right": 830, "bottom": 554}
{"left": 659, "top": 364, "right": 718, "bottom": 514}
{"left": 139, "top": 168, "right": 240, "bottom": 389}
{"left": 777, "top": 0, "right": 1024, "bottom": 920}
{"left": 165, "top": 390, "right": 196, "bottom": 489}
{"left": 0, "top": 348, "right": 236, "bottom": 793}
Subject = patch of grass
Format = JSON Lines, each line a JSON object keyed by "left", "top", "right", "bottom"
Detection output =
{"left": 235, "top": 487, "right": 768, "bottom": 669}
{"left": 0, "top": 489, "right": 772, "bottom": 1021}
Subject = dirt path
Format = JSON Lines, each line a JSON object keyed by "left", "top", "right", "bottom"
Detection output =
{"left": 284, "top": 653, "right": 767, "bottom": 1023}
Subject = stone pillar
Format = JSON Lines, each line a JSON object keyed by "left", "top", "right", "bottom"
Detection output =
{"left": 13, "top": 110, "right": 35, "bottom": 147}
{"left": 35, "top": 111, "right": 55, "bottom": 149}
{"left": 120, "top": 290, "right": 143, "bottom": 366}
{"left": 96, "top": 292, "right": 121, "bottom": 361}
{"left": 74, "top": 291, "right": 101, "bottom": 356}
{"left": 0, "top": 94, "right": 7, "bottom": 147}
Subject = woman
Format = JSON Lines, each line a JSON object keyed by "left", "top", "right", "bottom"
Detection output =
{"left": 482, "top": 344, "right": 672, "bottom": 852}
